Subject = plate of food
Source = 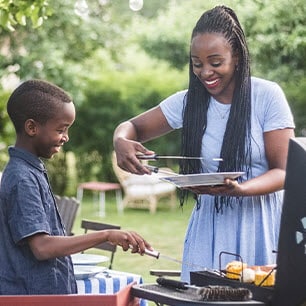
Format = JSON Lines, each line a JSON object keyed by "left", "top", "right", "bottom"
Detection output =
{"left": 71, "top": 253, "right": 109, "bottom": 265}
{"left": 73, "top": 265, "right": 107, "bottom": 280}
{"left": 160, "top": 172, "right": 244, "bottom": 188}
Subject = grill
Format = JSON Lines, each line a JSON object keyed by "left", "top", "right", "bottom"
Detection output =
{"left": 131, "top": 283, "right": 265, "bottom": 305}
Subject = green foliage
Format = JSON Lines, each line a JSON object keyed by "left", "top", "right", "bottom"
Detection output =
{"left": 45, "top": 151, "right": 78, "bottom": 196}
{"left": 0, "top": 90, "right": 13, "bottom": 143}
{"left": 0, "top": 90, "right": 13, "bottom": 170}
{"left": 0, "top": 0, "right": 52, "bottom": 31}
{"left": 283, "top": 77, "right": 306, "bottom": 137}
{"left": 44, "top": 152, "right": 68, "bottom": 195}
{"left": 133, "top": 0, "right": 241, "bottom": 70}
{"left": 0, "top": 0, "right": 305, "bottom": 193}
{"left": 245, "top": 0, "right": 306, "bottom": 81}
{"left": 241, "top": 0, "right": 306, "bottom": 138}
{"left": 133, "top": 1, "right": 204, "bottom": 70}
{"left": 67, "top": 48, "right": 186, "bottom": 183}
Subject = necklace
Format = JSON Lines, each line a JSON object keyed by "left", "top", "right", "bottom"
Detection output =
{"left": 212, "top": 101, "right": 231, "bottom": 119}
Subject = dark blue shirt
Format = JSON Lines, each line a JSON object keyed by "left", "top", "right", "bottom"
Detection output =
{"left": 0, "top": 146, "right": 77, "bottom": 294}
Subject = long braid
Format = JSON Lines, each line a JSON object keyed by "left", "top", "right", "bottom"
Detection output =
{"left": 180, "top": 62, "right": 209, "bottom": 206}
{"left": 180, "top": 6, "right": 252, "bottom": 210}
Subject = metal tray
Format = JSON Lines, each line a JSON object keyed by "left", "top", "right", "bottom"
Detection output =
{"left": 132, "top": 284, "right": 265, "bottom": 306}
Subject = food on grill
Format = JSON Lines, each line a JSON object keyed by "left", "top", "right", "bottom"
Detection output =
{"left": 254, "top": 269, "right": 275, "bottom": 287}
{"left": 225, "top": 260, "right": 247, "bottom": 279}
{"left": 197, "top": 285, "right": 253, "bottom": 301}
{"left": 156, "top": 277, "right": 253, "bottom": 301}
{"left": 225, "top": 261, "right": 276, "bottom": 287}
{"left": 240, "top": 268, "right": 256, "bottom": 283}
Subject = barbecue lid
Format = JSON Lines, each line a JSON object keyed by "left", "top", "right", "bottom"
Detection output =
{"left": 273, "top": 137, "right": 306, "bottom": 306}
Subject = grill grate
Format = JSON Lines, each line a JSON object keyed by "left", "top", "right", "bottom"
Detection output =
{"left": 132, "top": 284, "right": 265, "bottom": 305}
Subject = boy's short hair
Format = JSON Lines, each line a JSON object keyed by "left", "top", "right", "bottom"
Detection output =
{"left": 7, "top": 79, "right": 72, "bottom": 133}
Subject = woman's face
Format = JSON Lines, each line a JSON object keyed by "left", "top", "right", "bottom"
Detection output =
{"left": 190, "top": 32, "right": 238, "bottom": 104}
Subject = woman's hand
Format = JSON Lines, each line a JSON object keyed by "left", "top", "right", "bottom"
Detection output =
{"left": 186, "top": 178, "right": 243, "bottom": 196}
{"left": 114, "top": 136, "right": 154, "bottom": 175}
{"left": 113, "top": 106, "right": 173, "bottom": 175}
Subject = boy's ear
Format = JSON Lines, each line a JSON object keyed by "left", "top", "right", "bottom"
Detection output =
{"left": 24, "top": 119, "right": 38, "bottom": 136}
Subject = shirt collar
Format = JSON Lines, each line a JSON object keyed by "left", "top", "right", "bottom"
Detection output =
{"left": 8, "top": 146, "right": 45, "bottom": 172}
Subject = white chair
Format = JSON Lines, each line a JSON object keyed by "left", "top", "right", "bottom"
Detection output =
{"left": 112, "top": 152, "right": 177, "bottom": 214}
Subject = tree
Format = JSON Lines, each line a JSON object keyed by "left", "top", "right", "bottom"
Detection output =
{"left": 135, "top": 0, "right": 306, "bottom": 134}
{"left": 0, "top": 0, "right": 52, "bottom": 31}
{"left": 0, "top": 0, "right": 188, "bottom": 193}
{"left": 66, "top": 47, "right": 186, "bottom": 182}
{"left": 1, "top": 0, "right": 305, "bottom": 194}
{"left": 243, "top": 0, "right": 306, "bottom": 133}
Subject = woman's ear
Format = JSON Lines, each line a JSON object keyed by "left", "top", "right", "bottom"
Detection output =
{"left": 24, "top": 119, "right": 38, "bottom": 136}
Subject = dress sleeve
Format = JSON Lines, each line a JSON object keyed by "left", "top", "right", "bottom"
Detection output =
{"left": 159, "top": 90, "right": 187, "bottom": 129}
{"left": 261, "top": 82, "right": 295, "bottom": 132}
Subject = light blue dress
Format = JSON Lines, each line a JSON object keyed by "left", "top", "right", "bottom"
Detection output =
{"left": 160, "top": 77, "right": 295, "bottom": 282}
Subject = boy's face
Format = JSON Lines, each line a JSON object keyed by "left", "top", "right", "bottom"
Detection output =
{"left": 32, "top": 102, "right": 76, "bottom": 159}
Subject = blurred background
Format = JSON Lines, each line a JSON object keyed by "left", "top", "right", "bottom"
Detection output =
{"left": 0, "top": 0, "right": 305, "bottom": 196}
{"left": 1, "top": 2, "right": 305, "bottom": 299}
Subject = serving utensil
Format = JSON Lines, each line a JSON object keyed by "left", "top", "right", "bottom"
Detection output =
{"left": 136, "top": 154, "right": 223, "bottom": 161}
{"left": 140, "top": 247, "right": 224, "bottom": 277}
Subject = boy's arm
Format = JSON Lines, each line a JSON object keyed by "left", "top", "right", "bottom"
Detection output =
{"left": 27, "top": 230, "right": 151, "bottom": 261}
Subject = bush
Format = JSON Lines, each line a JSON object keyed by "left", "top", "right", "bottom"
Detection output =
{"left": 65, "top": 49, "right": 187, "bottom": 188}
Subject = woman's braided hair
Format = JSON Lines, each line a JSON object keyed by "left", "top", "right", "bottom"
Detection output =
{"left": 180, "top": 6, "right": 252, "bottom": 211}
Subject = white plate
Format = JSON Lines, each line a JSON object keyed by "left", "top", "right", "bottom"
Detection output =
{"left": 74, "top": 265, "right": 107, "bottom": 280}
{"left": 160, "top": 172, "right": 244, "bottom": 188}
{"left": 71, "top": 253, "right": 109, "bottom": 265}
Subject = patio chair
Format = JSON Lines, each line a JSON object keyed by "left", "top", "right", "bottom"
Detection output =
{"left": 111, "top": 152, "right": 177, "bottom": 214}
{"left": 55, "top": 195, "right": 80, "bottom": 236}
{"left": 81, "top": 219, "right": 121, "bottom": 269}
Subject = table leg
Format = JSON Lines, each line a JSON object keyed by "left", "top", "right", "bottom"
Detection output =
{"left": 76, "top": 187, "right": 83, "bottom": 213}
{"left": 115, "top": 189, "right": 123, "bottom": 214}
{"left": 99, "top": 191, "right": 106, "bottom": 217}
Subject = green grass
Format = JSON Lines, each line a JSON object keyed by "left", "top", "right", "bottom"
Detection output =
{"left": 72, "top": 193, "right": 194, "bottom": 284}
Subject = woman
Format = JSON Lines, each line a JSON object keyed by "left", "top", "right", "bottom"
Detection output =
{"left": 113, "top": 5, "right": 295, "bottom": 282}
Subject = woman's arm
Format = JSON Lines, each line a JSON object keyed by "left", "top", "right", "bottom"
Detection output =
{"left": 235, "top": 128, "right": 295, "bottom": 196}
{"left": 189, "top": 128, "right": 295, "bottom": 197}
{"left": 113, "top": 106, "right": 173, "bottom": 174}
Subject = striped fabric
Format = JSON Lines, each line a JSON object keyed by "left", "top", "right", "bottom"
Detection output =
{"left": 76, "top": 270, "right": 147, "bottom": 306}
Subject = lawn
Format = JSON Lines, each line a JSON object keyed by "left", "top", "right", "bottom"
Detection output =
{"left": 72, "top": 192, "right": 194, "bottom": 284}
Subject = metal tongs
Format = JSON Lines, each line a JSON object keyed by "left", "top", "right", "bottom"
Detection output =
{"left": 145, "top": 165, "right": 179, "bottom": 176}
{"left": 137, "top": 153, "right": 223, "bottom": 161}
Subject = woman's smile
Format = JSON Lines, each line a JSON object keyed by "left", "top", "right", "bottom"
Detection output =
{"left": 191, "top": 32, "right": 238, "bottom": 103}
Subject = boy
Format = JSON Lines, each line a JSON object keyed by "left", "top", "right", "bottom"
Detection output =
{"left": 0, "top": 79, "right": 152, "bottom": 294}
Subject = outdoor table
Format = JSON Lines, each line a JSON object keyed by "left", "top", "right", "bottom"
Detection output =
{"left": 76, "top": 268, "right": 147, "bottom": 306}
{"left": 0, "top": 282, "right": 137, "bottom": 306}
{"left": 77, "top": 181, "right": 123, "bottom": 217}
